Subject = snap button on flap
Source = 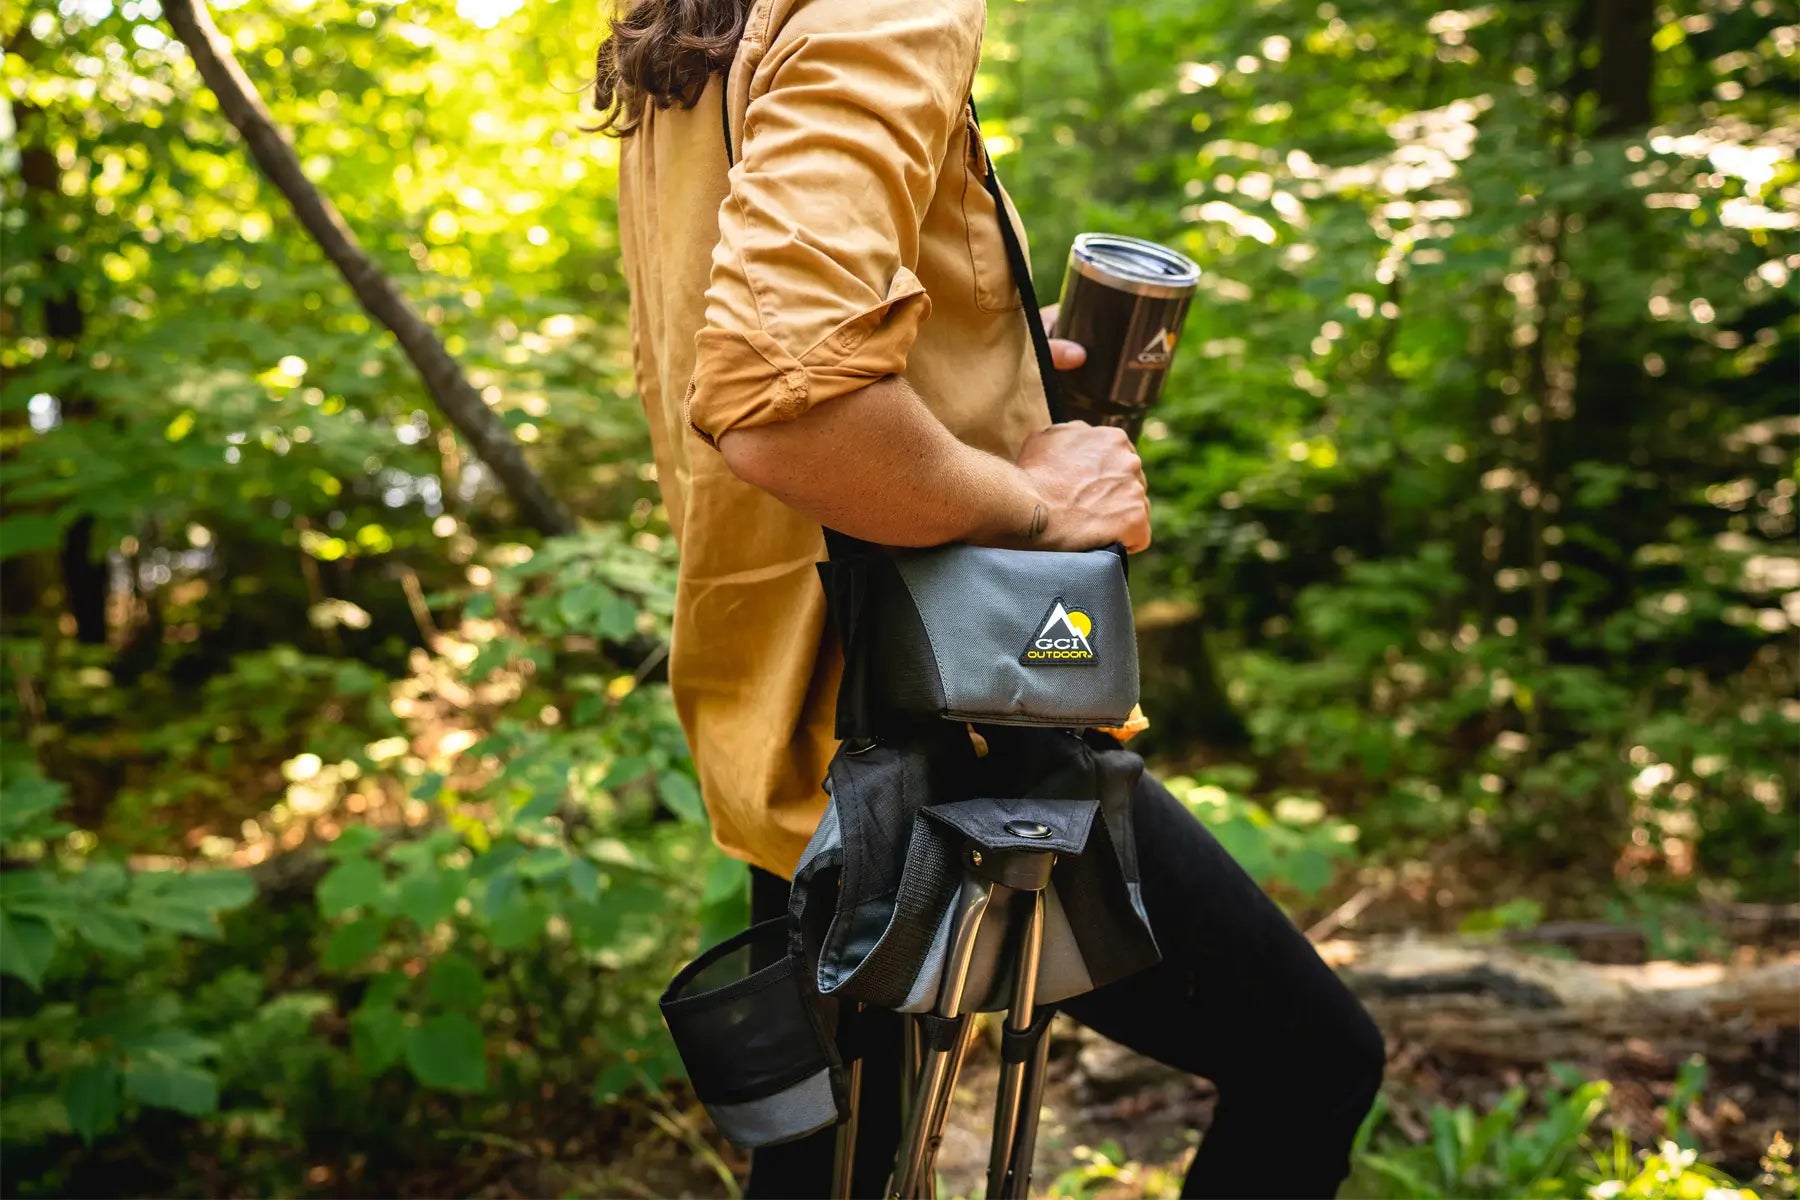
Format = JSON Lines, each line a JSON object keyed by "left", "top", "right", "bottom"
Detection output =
{"left": 1005, "top": 820, "right": 1052, "bottom": 840}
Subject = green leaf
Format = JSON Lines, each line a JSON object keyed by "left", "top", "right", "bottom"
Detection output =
{"left": 322, "top": 914, "right": 388, "bottom": 970}
{"left": 0, "top": 771, "right": 70, "bottom": 841}
{"left": 62, "top": 1061, "right": 122, "bottom": 1144}
{"left": 657, "top": 771, "right": 705, "bottom": 824}
{"left": 600, "top": 755, "right": 651, "bottom": 789}
{"left": 124, "top": 1060, "right": 219, "bottom": 1117}
{"left": 156, "top": 870, "right": 256, "bottom": 912}
{"left": 486, "top": 892, "right": 545, "bottom": 951}
{"left": 403, "top": 1014, "right": 488, "bottom": 1093}
{"left": 71, "top": 907, "right": 146, "bottom": 958}
{"left": 324, "top": 825, "right": 382, "bottom": 859}
{"left": 591, "top": 1058, "right": 640, "bottom": 1104}
{"left": 0, "top": 870, "right": 81, "bottom": 923}
{"left": 514, "top": 845, "right": 570, "bottom": 881}
{"left": 701, "top": 853, "right": 746, "bottom": 904}
{"left": 567, "top": 857, "right": 600, "bottom": 902}
{"left": 566, "top": 898, "right": 620, "bottom": 953}
{"left": 424, "top": 952, "right": 484, "bottom": 1012}
{"left": 514, "top": 791, "right": 560, "bottom": 823}
{"left": 116, "top": 1029, "right": 220, "bottom": 1063}
{"left": 127, "top": 870, "right": 254, "bottom": 939}
{"left": 394, "top": 866, "right": 464, "bottom": 929}
{"left": 0, "top": 912, "right": 59, "bottom": 989}
{"left": 595, "top": 587, "right": 639, "bottom": 641}
{"left": 0, "top": 512, "right": 68, "bottom": 558}
{"left": 349, "top": 1004, "right": 406, "bottom": 1074}
{"left": 317, "top": 858, "right": 387, "bottom": 917}
{"left": 1280, "top": 847, "right": 1336, "bottom": 898}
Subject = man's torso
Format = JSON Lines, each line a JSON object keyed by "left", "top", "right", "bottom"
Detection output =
{"left": 617, "top": 0, "right": 1047, "bottom": 875}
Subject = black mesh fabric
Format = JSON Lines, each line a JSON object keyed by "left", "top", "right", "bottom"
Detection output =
{"left": 660, "top": 919, "right": 843, "bottom": 1112}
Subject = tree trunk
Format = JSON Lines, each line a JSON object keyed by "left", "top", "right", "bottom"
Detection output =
{"left": 1595, "top": 0, "right": 1655, "bottom": 135}
{"left": 9, "top": 46, "right": 109, "bottom": 644}
{"left": 160, "top": 0, "right": 575, "bottom": 538}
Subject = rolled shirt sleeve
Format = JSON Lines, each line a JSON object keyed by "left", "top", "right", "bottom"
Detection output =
{"left": 687, "top": 0, "right": 985, "bottom": 446}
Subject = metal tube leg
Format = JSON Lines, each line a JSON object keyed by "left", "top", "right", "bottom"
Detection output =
{"left": 986, "top": 890, "right": 1046, "bottom": 1200}
{"left": 891, "top": 877, "right": 994, "bottom": 1199}
{"left": 1002, "top": 1019, "right": 1054, "bottom": 1197}
{"left": 900, "top": 1016, "right": 920, "bottom": 1126}
{"left": 832, "top": 1029, "right": 863, "bottom": 1200}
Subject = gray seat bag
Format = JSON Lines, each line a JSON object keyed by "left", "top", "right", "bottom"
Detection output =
{"left": 788, "top": 722, "right": 1160, "bottom": 1015}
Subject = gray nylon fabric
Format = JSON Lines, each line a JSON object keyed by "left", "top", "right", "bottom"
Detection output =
{"left": 790, "top": 727, "right": 1160, "bottom": 1016}
{"left": 707, "top": 1068, "right": 839, "bottom": 1149}
{"left": 889, "top": 545, "right": 1139, "bottom": 726}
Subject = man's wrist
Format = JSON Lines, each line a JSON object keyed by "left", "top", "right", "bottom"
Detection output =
{"left": 967, "top": 464, "right": 1052, "bottom": 549}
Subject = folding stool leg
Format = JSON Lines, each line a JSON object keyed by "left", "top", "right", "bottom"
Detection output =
{"left": 832, "top": 1030, "right": 862, "bottom": 1200}
{"left": 985, "top": 889, "right": 1046, "bottom": 1200}
{"left": 890, "top": 876, "right": 994, "bottom": 1199}
{"left": 1001, "top": 1014, "right": 1054, "bottom": 1198}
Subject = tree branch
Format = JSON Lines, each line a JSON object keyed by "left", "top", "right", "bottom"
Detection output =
{"left": 161, "top": 0, "right": 575, "bottom": 537}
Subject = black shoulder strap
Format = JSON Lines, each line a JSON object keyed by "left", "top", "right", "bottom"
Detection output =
{"left": 968, "top": 98, "right": 1065, "bottom": 423}
{"left": 720, "top": 81, "right": 1063, "bottom": 424}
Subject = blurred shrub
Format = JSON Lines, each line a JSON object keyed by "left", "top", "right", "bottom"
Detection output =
{"left": 0, "top": 534, "right": 746, "bottom": 1194}
{"left": 1347, "top": 1063, "right": 1753, "bottom": 1200}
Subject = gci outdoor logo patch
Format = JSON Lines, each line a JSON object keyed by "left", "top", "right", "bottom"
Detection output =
{"left": 1020, "top": 598, "right": 1098, "bottom": 666}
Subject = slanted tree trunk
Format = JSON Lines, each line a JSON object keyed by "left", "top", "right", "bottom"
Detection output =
{"left": 161, "top": 0, "right": 575, "bottom": 538}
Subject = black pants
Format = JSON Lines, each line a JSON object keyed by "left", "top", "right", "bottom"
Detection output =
{"left": 744, "top": 771, "right": 1385, "bottom": 1200}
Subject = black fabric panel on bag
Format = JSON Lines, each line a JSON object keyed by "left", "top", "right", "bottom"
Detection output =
{"left": 661, "top": 919, "right": 841, "bottom": 1107}
{"left": 816, "top": 555, "right": 876, "bottom": 739}
{"left": 831, "top": 816, "right": 960, "bottom": 1007}
{"left": 869, "top": 559, "right": 949, "bottom": 716}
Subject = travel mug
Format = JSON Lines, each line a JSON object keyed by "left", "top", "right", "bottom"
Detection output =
{"left": 1051, "top": 234, "right": 1201, "bottom": 441}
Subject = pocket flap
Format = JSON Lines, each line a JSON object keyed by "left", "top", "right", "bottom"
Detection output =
{"left": 921, "top": 797, "right": 1100, "bottom": 857}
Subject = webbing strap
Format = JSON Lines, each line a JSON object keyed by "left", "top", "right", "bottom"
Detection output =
{"left": 968, "top": 98, "right": 1065, "bottom": 424}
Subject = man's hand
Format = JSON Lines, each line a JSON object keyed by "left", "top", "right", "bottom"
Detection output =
{"left": 715, "top": 306, "right": 1142, "bottom": 553}
{"left": 1013, "top": 421, "right": 1151, "bottom": 553}
{"left": 1042, "top": 304, "right": 1086, "bottom": 371}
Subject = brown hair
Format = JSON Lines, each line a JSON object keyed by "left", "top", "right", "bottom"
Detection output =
{"left": 592, "top": 0, "right": 749, "bottom": 136}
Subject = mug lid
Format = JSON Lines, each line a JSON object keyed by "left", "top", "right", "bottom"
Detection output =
{"left": 1070, "top": 234, "right": 1200, "bottom": 298}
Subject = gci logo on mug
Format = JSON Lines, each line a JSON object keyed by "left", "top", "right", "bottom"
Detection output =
{"left": 1129, "top": 328, "right": 1177, "bottom": 369}
{"left": 1020, "top": 598, "right": 1099, "bottom": 666}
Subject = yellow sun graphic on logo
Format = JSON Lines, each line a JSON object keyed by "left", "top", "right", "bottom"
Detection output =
{"left": 1066, "top": 611, "right": 1093, "bottom": 638}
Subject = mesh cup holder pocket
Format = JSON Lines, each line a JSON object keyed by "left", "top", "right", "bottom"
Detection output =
{"left": 659, "top": 918, "right": 846, "bottom": 1149}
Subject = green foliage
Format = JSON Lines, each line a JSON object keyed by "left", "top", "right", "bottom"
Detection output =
{"left": 1347, "top": 1065, "right": 1753, "bottom": 1200}
{"left": 988, "top": 0, "right": 1797, "bottom": 888}
{"left": 1165, "top": 765, "right": 1359, "bottom": 900}
{"left": 2, "top": 0, "right": 1793, "bottom": 1193}
{"left": 0, "top": 763, "right": 255, "bottom": 1147}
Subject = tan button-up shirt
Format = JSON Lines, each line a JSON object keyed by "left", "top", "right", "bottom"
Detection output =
{"left": 617, "top": 0, "right": 1048, "bottom": 877}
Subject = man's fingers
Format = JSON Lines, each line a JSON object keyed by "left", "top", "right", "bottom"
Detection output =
{"left": 1048, "top": 337, "right": 1087, "bottom": 370}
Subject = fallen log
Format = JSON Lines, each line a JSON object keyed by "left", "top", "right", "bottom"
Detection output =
{"left": 1320, "top": 935, "right": 1800, "bottom": 1064}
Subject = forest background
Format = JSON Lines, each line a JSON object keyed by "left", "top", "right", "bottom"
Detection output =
{"left": 1, "top": 0, "right": 1796, "bottom": 1195}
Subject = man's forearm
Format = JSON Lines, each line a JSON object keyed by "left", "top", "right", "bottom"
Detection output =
{"left": 717, "top": 375, "right": 1044, "bottom": 548}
